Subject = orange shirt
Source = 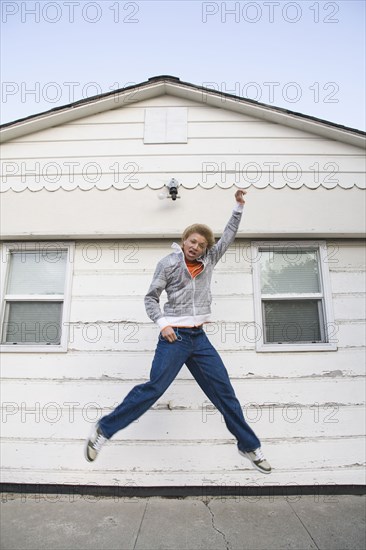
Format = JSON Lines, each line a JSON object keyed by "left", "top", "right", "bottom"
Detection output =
{"left": 185, "top": 259, "right": 204, "bottom": 278}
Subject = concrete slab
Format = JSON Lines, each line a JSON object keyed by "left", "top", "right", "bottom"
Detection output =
{"left": 134, "top": 497, "right": 227, "bottom": 550}
{"left": 1, "top": 493, "right": 365, "bottom": 550}
{"left": 0, "top": 493, "right": 146, "bottom": 550}
{"left": 289, "top": 494, "right": 366, "bottom": 550}
{"left": 207, "top": 496, "right": 318, "bottom": 549}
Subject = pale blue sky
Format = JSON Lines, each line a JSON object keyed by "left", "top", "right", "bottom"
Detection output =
{"left": 1, "top": 0, "right": 365, "bottom": 129}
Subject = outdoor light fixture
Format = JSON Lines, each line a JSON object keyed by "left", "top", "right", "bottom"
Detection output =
{"left": 158, "top": 178, "right": 180, "bottom": 201}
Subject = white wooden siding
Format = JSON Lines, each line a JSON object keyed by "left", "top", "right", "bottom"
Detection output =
{"left": 1, "top": 186, "right": 365, "bottom": 240}
{"left": 1, "top": 96, "right": 365, "bottom": 195}
{"left": 1, "top": 98, "right": 365, "bottom": 246}
{"left": 1, "top": 239, "right": 365, "bottom": 486}
{"left": 1, "top": 91, "right": 364, "bottom": 487}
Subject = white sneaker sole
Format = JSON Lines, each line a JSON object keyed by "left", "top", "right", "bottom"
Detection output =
{"left": 84, "top": 424, "right": 100, "bottom": 462}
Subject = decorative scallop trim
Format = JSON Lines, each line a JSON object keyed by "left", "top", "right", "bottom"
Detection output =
{"left": 1, "top": 179, "right": 365, "bottom": 193}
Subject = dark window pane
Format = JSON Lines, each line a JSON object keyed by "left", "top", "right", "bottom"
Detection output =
{"left": 3, "top": 302, "right": 63, "bottom": 344}
{"left": 263, "top": 300, "right": 323, "bottom": 343}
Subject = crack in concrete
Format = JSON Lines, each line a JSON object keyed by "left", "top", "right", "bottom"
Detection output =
{"left": 205, "top": 499, "right": 231, "bottom": 550}
{"left": 132, "top": 498, "right": 148, "bottom": 550}
{"left": 286, "top": 499, "right": 320, "bottom": 550}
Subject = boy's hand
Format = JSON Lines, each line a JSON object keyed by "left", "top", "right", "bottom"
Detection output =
{"left": 235, "top": 189, "right": 247, "bottom": 204}
{"left": 161, "top": 326, "right": 177, "bottom": 343}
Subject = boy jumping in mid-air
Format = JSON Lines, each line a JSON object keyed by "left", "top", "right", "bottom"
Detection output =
{"left": 85, "top": 190, "right": 271, "bottom": 474}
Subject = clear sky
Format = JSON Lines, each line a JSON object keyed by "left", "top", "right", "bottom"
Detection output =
{"left": 1, "top": 0, "right": 365, "bottom": 129}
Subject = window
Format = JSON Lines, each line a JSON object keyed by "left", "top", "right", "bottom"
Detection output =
{"left": 251, "top": 241, "right": 337, "bottom": 352}
{"left": 0, "top": 242, "right": 74, "bottom": 352}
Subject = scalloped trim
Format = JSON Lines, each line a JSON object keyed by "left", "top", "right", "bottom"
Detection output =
{"left": 1, "top": 180, "right": 365, "bottom": 193}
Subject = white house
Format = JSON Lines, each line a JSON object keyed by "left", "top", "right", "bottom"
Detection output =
{"left": 0, "top": 75, "right": 365, "bottom": 490}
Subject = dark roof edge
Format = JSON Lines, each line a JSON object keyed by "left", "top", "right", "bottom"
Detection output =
{"left": 1, "top": 75, "right": 365, "bottom": 137}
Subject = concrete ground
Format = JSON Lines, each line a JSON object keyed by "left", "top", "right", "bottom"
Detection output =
{"left": 1, "top": 493, "right": 365, "bottom": 550}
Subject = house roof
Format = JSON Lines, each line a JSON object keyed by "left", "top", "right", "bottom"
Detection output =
{"left": 1, "top": 75, "right": 365, "bottom": 147}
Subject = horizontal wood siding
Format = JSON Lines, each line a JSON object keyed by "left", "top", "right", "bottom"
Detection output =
{"left": 1, "top": 96, "right": 365, "bottom": 195}
{"left": 1, "top": 93, "right": 365, "bottom": 485}
{"left": 1, "top": 239, "right": 365, "bottom": 486}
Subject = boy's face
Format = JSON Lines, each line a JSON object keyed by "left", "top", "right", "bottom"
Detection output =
{"left": 182, "top": 232, "right": 208, "bottom": 261}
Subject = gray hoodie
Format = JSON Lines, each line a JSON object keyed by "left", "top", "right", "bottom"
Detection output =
{"left": 144, "top": 205, "right": 243, "bottom": 330}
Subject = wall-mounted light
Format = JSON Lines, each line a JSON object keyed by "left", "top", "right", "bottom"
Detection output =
{"left": 158, "top": 178, "right": 180, "bottom": 201}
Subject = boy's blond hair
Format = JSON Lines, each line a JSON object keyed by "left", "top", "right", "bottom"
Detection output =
{"left": 181, "top": 223, "right": 215, "bottom": 250}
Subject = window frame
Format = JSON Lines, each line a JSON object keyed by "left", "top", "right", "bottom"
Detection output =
{"left": 251, "top": 240, "right": 337, "bottom": 352}
{"left": 0, "top": 241, "right": 74, "bottom": 353}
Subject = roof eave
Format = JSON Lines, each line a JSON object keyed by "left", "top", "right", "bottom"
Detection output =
{"left": 165, "top": 81, "right": 366, "bottom": 149}
{"left": 0, "top": 80, "right": 165, "bottom": 143}
{"left": 0, "top": 77, "right": 365, "bottom": 148}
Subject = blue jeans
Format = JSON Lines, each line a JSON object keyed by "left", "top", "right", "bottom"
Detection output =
{"left": 99, "top": 327, "right": 260, "bottom": 452}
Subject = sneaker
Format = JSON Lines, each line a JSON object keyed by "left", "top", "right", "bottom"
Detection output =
{"left": 239, "top": 447, "right": 272, "bottom": 474}
{"left": 85, "top": 423, "right": 107, "bottom": 462}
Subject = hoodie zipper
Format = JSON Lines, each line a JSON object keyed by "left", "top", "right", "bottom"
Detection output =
{"left": 174, "top": 244, "right": 207, "bottom": 321}
{"left": 192, "top": 277, "right": 196, "bottom": 318}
